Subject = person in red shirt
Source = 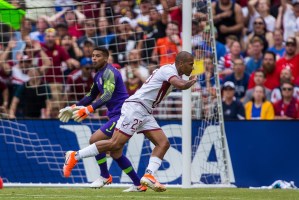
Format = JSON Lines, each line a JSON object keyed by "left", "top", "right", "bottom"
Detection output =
{"left": 248, "top": 51, "right": 280, "bottom": 90}
{"left": 64, "top": 57, "right": 94, "bottom": 104}
{"left": 151, "top": 21, "right": 182, "bottom": 66}
{"left": 48, "top": 8, "right": 86, "bottom": 38}
{"left": 161, "top": 0, "right": 182, "bottom": 32}
{"left": 276, "top": 36, "right": 299, "bottom": 80}
{"left": 274, "top": 82, "right": 299, "bottom": 119}
{"left": 41, "top": 28, "right": 79, "bottom": 84}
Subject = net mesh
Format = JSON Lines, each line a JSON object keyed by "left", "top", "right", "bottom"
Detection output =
{"left": 0, "top": 0, "right": 231, "bottom": 186}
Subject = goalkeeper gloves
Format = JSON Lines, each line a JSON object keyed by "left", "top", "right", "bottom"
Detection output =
{"left": 72, "top": 105, "right": 94, "bottom": 122}
{"left": 58, "top": 105, "right": 83, "bottom": 123}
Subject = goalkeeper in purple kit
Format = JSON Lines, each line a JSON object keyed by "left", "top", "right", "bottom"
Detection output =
{"left": 58, "top": 47, "right": 146, "bottom": 192}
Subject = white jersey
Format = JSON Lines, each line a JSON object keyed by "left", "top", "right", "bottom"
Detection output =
{"left": 126, "top": 64, "right": 179, "bottom": 113}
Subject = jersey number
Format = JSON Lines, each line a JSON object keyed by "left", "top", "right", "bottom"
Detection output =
{"left": 131, "top": 119, "right": 142, "bottom": 131}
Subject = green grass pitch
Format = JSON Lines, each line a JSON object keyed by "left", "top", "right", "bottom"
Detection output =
{"left": 0, "top": 188, "right": 299, "bottom": 200}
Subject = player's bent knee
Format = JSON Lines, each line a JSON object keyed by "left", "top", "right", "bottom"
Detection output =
{"left": 161, "top": 140, "right": 170, "bottom": 152}
{"left": 109, "top": 140, "right": 123, "bottom": 151}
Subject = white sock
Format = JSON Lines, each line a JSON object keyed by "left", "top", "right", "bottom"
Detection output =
{"left": 146, "top": 157, "right": 162, "bottom": 174}
{"left": 76, "top": 143, "right": 99, "bottom": 160}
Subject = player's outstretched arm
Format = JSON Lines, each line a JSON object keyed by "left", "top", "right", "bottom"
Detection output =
{"left": 169, "top": 75, "right": 197, "bottom": 90}
{"left": 72, "top": 69, "right": 116, "bottom": 122}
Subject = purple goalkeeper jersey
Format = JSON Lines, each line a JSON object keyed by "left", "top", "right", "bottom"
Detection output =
{"left": 77, "top": 64, "right": 128, "bottom": 118}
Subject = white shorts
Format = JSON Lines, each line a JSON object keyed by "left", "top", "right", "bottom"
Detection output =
{"left": 115, "top": 102, "right": 161, "bottom": 137}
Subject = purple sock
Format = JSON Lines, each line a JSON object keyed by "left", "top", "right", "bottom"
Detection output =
{"left": 95, "top": 153, "right": 110, "bottom": 179}
{"left": 115, "top": 155, "right": 140, "bottom": 186}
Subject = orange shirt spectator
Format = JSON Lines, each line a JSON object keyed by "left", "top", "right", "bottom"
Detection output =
{"left": 152, "top": 22, "right": 182, "bottom": 66}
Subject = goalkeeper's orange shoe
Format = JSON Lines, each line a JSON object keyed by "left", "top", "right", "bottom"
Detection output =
{"left": 63, "top": 151, "right": 78, "bottom": 178}
{"left": 140, "top": 173, "right": 166, "bottom": 192}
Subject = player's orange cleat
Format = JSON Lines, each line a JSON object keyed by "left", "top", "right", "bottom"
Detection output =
{"left": 63, "top": 151, "right": 78, "bottom": 178}
{"left": 140, "top": 173, "right": 166, "bottom": 192}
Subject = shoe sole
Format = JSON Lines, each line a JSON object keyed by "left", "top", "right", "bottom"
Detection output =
{"left": 90, "top": 180, "right": 112, "bottom": 189}
{"left": 122, "top": 189, "right": 147, "bottom": 192}
{"left": 140, "top": 178, "right": 166, "bottom": 192}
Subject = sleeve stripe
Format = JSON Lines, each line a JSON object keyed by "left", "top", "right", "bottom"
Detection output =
{"left": 168, "top": 75, "right": 179, "bottom": 82}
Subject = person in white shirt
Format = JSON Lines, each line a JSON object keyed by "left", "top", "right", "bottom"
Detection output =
{"left": 62, "top": 51, "right": 197, "bottom": 192}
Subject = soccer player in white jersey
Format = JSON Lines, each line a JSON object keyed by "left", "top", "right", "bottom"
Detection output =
{"left": 63, "top": 51, "right": 197, "bottom": 192}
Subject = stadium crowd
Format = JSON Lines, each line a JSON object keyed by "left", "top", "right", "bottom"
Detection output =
{"left": 0, "top": 0, "right": 299, "bottom": 120}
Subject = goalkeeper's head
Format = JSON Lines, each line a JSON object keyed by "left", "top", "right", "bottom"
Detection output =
{"left": 92, "top": 47, "right": 109, "bottom": 70}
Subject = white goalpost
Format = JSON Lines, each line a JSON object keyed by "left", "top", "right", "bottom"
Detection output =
{"left": 182, "top": 0, "right": 192, "bottom": 189}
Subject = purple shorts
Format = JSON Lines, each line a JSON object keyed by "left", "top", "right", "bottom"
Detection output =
{"left": 100, "top": 115, "right": 120, "bottom": 138}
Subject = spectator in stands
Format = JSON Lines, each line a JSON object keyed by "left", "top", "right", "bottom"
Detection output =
{"left": 55, "top": 23, "right": 69, "bottom": 44}
{"left": 10, "top": 18, "right": 32, "bottom": 61}
{"left": 245, "top": 85, "right": 274, "bottom": 120}
{"left": 274, "top": 82, "right": 299, "bottom": 119}
{"left": 243, "top": 70, "right": 271, "bottom": 104}
{"left": 11, "top": 55, "right": 30, "bottom": 88}
{"left": 222, "top": 81, "right": 245, "bottom": 120}
{"left": 276, "top": 36, "right": 299, "bottom": 80}
{"left": 41, "top": 28, "right": 79, "bottom": 84}
{"left": 248, "top": 51, "right": 280, "bottom": 90}
{"left": 152, "top": 21, "right": 182, "bottom": 66}
{"left": 77, "top": 19, "right": 98, "bottom": 48}
{"left": 224, "top": 58, "right": 249, "bottom": 100}
{"left": 109, "top": 17, "right": 143, "bottom": 66}
{"left": 60, "top": 34, "right": 83, "bottom": 60}
{"left": 271, "top": 68, "right": 299, "bottom": 104}
{"left": 81, "top": 39, "right": 95, "bottom": 61}
{"left": 0, "top": 85, "right": 8, "bottom": 115}
{"left": 0, "top": 62, "right": 10, "bottom": 114}
{"left": 9, "top": 68, "right": 52, "bottom": 119}
{"left": 147, "top": 60, "right": 159, "bottom": 75}
{"left": 218, "top": 40, "right": 243, "bottom": 79}
{"left": 247, "top": 0, "right": 276, "bottom": 33}
{"left": 197, "top": 57, "right": 216, "bottom": 97}
{"left": 96, "top": 17, "right": 116, "bottom": 49}
{"left": 198, "top": 25, "right": 227, "bottom": 62}
{"left": 29, "top": 17, "right": 49, "bottom": 43}
{"left": 149, "top": 7, "right": 168, "bottom": 40}
{"left": 245, "top": 36, "right": 264, "bottom": 75}
{"left": 212, "top": 0, "right": 244, "bottom": 44}
{"left": 41, "top": 28, "right": 79, "bottom": 108}
{"left": 0, "top": 39, "right": 16, "bottom": 64}
{"left": 142, "top": 6, "right": 168, "bottom": 61}
{"left": 245, "top": 17, "right": 274, "bottom": 51}
{"left": 64, "top": 58, "right": 94, "bottom": 104}
{"left": 122, "top": 50, "right": 149, "bottom": 96}
{"left": 120, "top": 49, "right": 149, "bottom": 84}
{"left": 161, "top": 0, "right": 182, "bottom": 32}
{"left": 276, "top": 0, "right": 299, "bottom": 41}
{"left": 268, "top": 29, "right": 285, "bottom": 60}
{"left": 132, "top": 0, "right": 151, "bottom": 30}
{"left": 49, "top": 8, "right": 86, "bottom": 38}
{"left": 23, "top": 40, "right": 51, "bottom": 74}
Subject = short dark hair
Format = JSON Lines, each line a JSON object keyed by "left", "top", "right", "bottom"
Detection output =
{"left": 93, "top": 47, "right": 109, "bottom": 57}
{"left": 254, "top": 69, "right": 265, "bottom": 78}
{"left": 280, "top": 80, "right": 294, "bottom": 88}
{"left": 264, "top": 50, "right": 276, "bottom": 62}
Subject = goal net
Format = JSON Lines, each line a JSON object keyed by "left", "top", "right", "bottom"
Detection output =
{"left": 0, "top": 0, "right": 233, "bottom": 187}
